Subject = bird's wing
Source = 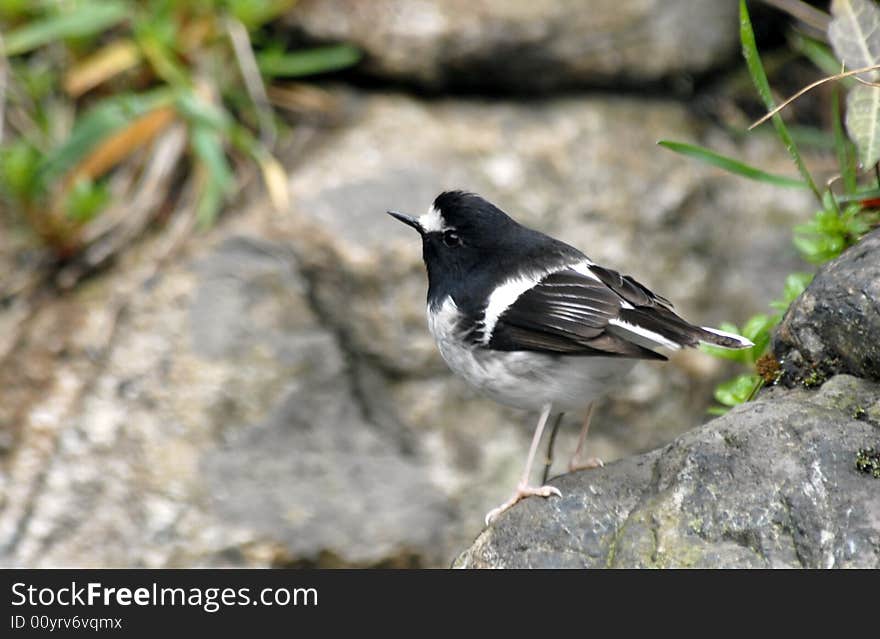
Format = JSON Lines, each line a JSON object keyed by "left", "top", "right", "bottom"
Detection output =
{"left": 588, "top": 263, "right": 752, "bottom": 351}
{"left": 484, "top": 268, "right": 669, "bottom": 360}
{"left": 586, "top": 263, "right": 675, "bottom": 310}
{"left": 483, "top": 263, "right": 750, "bottom": 358}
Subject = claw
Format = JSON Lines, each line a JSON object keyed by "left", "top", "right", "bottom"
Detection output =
{"left": 568, "top": 456, "right": 604, "bottom": 473}
{"left": 484, "top": 484, "right": 562, "bottom": 526}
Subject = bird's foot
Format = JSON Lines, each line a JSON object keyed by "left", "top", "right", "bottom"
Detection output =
{"left": 568, "top": 456, "right": 604, "bottom": 473}
{"left": 484, "top": 483, "right": 562, "bottom": 526}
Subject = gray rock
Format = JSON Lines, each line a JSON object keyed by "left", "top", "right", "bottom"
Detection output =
{"left": 0, "top": 233, "right": 453, "bottom": 567}
{"left": 774, "top": 229, "right": 880, "bottom": 385}
{"left": 203, "top": 384, "right": 452, "bottom": 567}
{"left": 455, "top": 375, "right": 880, "bottom": 568}
{"left": 284, "top": 0, "right": 739, "bottom": 90}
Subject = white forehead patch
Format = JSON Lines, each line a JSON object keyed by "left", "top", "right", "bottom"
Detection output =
{"left": 418, "top": 205, "right": 446, "bottom": 233}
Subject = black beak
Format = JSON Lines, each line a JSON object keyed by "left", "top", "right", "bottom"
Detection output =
{"left": 387, "top": 210, "right": 423, "bottom": 234}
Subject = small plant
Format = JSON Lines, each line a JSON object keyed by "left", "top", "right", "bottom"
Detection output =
{"left": 701, "top": 272, "right": 813, "bottom": 413}
{"left": 0, "top": 1, "right": 361, "bottom": 259}
{"left": 855, "top": 447, "right": 880, "bottom": 478}
{"left": 661, "top": 0, "right": 880, "bottom": 413}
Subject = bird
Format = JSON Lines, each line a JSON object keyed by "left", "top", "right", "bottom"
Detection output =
{"left": 388, "top": 191, "right": 752, "bottom": 525}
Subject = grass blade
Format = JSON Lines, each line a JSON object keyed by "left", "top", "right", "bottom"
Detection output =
{"left": 785, "top": 125, "right": 836, "bottom": 150}
{"left": 190, "top": 124, "right": 234, "bottom": 227}
{"left": 137, "top": 27, "right": 190, "bottom": 87}
{"left": 39, "top": 89, "right": 172, "bottom": 187}
{"left": 256, "top": 44, "right": 362, "bottom": 78}
{"left": 63, "top": 39, "right": 141, "bottom": 97}
{"left": 3, "top": 2, "right": 128, "bottom": 56}
{"left": 658, "top": 140, "right": 807, "bottom": 188}
{"left": 741, "top": 0, "right": 823, "bottom": 203}
{"left": 65, "top": 106, "right": 176, "bottom": 188}
{"left": 258, "top": 152, "right": 289, "bottom": 212}
{"left": 837, "top": 186, "right": 880, "bottom": 203}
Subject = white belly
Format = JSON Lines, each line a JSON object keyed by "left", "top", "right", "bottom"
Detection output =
{"left": 428, "top": 298, "right": 635, "bottom": 412}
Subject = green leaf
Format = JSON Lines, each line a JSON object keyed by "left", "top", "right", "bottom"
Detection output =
{"left": 175, "top": 92, "right": 230, "bottom": 132}
{"left": 714, "top": 373, "right": 763, "bottom": 407}
{"left": 3, "top": 2, "right": 128, "bottom": 56}
{"left": 190, "top": 124, "right": 234, "bottom": 227}
{"left": 136, "top": 24, "right": 189, "bottom": 87}
{"left": 658, "top": 140, "right": 807, "bottom": 188}
{"left": 778, "top": 272, "right": 813, "bottom": 307}
{"left": 39, "top": 89, "right": 172, "bottom": 187}
{"left": 64, "top": 177, "right": 110, "bottom": 222}
{"left": 833, "top": 85, "right": 859, "bottom": 194}
{"left": 736, "top": 313, "right": 774, "bottom": 360}
{"left": 0, "top": 140, "right": 42, "bottom": 200}
{"left": 828, "top": 0, "right": 880, "bottom": 82}
{"left": 828, "top": 1, "right": 880, "bottom": 168}
{"left": 837, "top": 187, "right": 880, "bottom": 203}
{"left": 0, "top": 0, "right": 32, "bottom": 21}
{"left": 741, "top": 314, "right": 774, "bottom": 342}
{"left": 845, "top": 84, "right": 880, "bottom": 168}
{"left": 740, "top": 0, "right": 822, "bottom": 203}
{"left": 701, "top": 344, "right": 750, "bottom": 362}
{"left": 256, "top": 44, "right": 362, "bottom": 78}
{"left": 196, "top": 177, "right": 224, "bottom": 229}
{"left": 227, "top": 0, "right": 294, "bottom": 29}
{"left": 837, "top": 202, "right": 872, "bottom": 239}
{"left": 793, "top": 231, "right": 847, "bottom": 263}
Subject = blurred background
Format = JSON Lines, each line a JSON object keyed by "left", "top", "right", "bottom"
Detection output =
{"left": 0, "top": 0, "right": 841, "bottom": 566}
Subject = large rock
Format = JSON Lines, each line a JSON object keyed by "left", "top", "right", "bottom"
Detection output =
{"left": 0, "top": 231, "right": 452, "bottom": 567}
{"left": 455, "top": 375, "right": 880, "bottom": 568}
{"left": 284, "top": 0, "right": 739, "bottom": 91}
{"left": 774, "top": 229, "right": 880, "bottom": 385}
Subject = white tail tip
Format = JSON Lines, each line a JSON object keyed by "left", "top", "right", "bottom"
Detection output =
{"left": 700, "top": 326, "right": 754, "bottom": 349}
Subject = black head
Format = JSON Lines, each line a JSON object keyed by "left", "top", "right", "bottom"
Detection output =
{"left": 387, "top": 191, "right": 580, "bottom": 306}
{"left": 387, "top": 191, "right": 517, "bottom": 293}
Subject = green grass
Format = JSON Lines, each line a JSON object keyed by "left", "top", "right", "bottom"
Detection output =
{"left": 0, "top": 0, "right": 361, "bottom": 253}
{"left": 663, "top": 0, "right": 880, "bottom": 413}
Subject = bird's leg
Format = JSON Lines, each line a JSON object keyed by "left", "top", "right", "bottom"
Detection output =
{"left": 568, "top": 402, "right": 604, "bottom": 472}
{"left": 541, "top": 412, "right": 565, "bottom": 484}
{"left": 485, "top": 403, "right": 562, "bottom": 526}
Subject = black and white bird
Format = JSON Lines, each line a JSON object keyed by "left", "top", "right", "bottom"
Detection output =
{"left": 388, "top": 191, "right": 752, "bottom": 525}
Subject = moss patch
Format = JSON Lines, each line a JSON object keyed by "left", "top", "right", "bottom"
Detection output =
{"left": 802, "top": 368, "right": 827, "bottom": 389}
{"left": 855, "top": 448, "right": 880, "bottom": 479}
{"left": 756, "top": 353, "right": 782, "bottom": 385}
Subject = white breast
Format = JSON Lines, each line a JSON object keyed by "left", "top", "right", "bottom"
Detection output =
{"left": 427, "top": 297, "right": 635, "bottom": 412}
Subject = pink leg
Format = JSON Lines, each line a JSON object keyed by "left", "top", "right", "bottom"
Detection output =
{"left": 485, "top": 403, "right": 562, "bottom": 526}
{"left": 568, "top": 402, "right": 604, "bottom": 472}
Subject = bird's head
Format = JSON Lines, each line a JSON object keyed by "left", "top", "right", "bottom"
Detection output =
{"left": 387, "top": 191, "right": 521, "bottom": 285}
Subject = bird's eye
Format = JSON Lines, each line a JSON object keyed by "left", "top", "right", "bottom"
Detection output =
{"left": 443, "top": 230, "right": 461, "bottom": 247}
